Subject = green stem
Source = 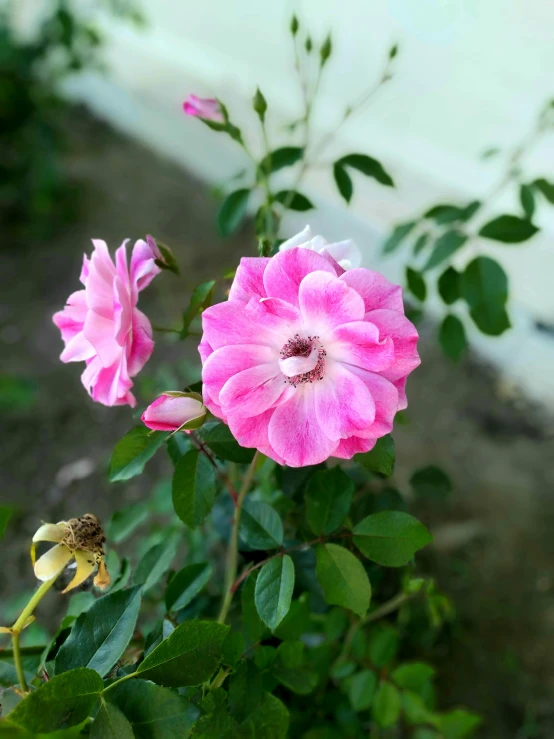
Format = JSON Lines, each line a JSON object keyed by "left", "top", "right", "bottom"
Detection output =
{"left": 335, "top": 591, "right": 416, "bottom": 665}
{"left": 217, "top": 451, "right": 260, "bottom": 624}
{"left": 101, "top": 670, "right": 138, "bottom": 695}
{"left": 12, "top": 631, "right": 27, "bottom": 694}
{"left": 208, "top": 665, "right": 232, "bottom": 692}
{"left": 10, "top": 571, "right": 63, "bottom": 694}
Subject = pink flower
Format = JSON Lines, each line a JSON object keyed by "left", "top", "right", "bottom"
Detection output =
{"left": 183, "top": 95, "right": 224, "bottom": 122}
{"left": 53, "top": 238, "right": 161, "bottom": 408}
{"left": 142, "top": 392, "right": 206, "bottom": 432}
{"left": 279, "top": 225, "right": 362, "bottom": 271}
{"left": 200, "top": 245, "right": 420, "bottom": 467}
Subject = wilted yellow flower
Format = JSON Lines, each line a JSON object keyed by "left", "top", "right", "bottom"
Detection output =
{"left": 31, "top": 514, "right": 110, "bottom": 593}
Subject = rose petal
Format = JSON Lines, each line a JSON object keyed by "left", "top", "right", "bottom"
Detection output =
{"left": 268, "top": 388, "right": 338, "bottom": 467}
{"left": 298, "top": 271, "right": 365, "bottom": 333}
{"left": 220, "top": 362, "right": 284, "bottom": 418}
{"left": 263, "top": 247, "right": 337, "bottom": 306}
{"left": 314, "top": 361, "right": 375, "bottom": 440}
{"left": 203, "top": 344, "right": 277, "bottom": 404}
{"left": 228, "top": 257, "right": 270, "bottom": 302}
{"left": 341, "top": 269, "right": 404, "bottom": 312}
{"left": 329, "top": 320, "right": 394, "bottom": 372}
{"left": 34, "top": 544, "right": 72, "bottom": 582}
{"left": 365, "top": 309, "right": 420, "bottom": 381}
{"left": 62, "top": 549, "right": 96, "bottom": 593}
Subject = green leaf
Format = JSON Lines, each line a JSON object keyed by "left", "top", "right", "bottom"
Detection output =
{"left": 413, "top": 233, "right": 430, "bottom": 256}
{"left": 0, "top": 505, "right": 13, "bottom": 541}
{"left": 172, "top": 449, "right": 216, "bottom": 529}
{"left": 439, "top": 314, "right": 467, "bottom": 361}
{"left": 217, "top": 189, "right": 250, "bottom": 236}
{"left": 228, "top": 660, "right": 263, "bottom": 722}
{"left": 106, "top": 502, "right": 148, "bottom": 544}
{"left": 259, "top": 146, "right": 303, "bottom": 175}
{"left": 333, "top": 163, "right": 353, "bottom": 204}
{"left": 402, "top": 690, "right": 438, "bottom": 726}
{"left": 305, "top": 467, "right": 354, "bottom": 535}
{"left": 422, "top": 230, "right": 467, "bottom": 272}
{"left": 372, "top": 681, "right": 401, "bottom": 728}
{"left": 346, "top": 669, "right": 377, "bottom": 711}
{"left": 91, "top": 700, "right": 134, "bottom": 738}
{"left": 368, "top": 627, "right": 398, "bottom": 668}
{"left": 109, "top": 427, "right": 168, "bottom": 482}
{"left": 133, "top": 534, "right": 179, "bottom": 591}
{"left": 242, "top": 572, "right": 266, "bottom": 642}
{"left": 439, "top": 708, "right": 482, "bottom": 738}
{"left": 181, "top": 281, "right": 216, "bottom": 338}
{"left": 136, "top": 620, "right": 229, "bottom": 687}
{"left": 461, "top": 256, "right": 510, "bottom": 336}
{"left": 479, "top": 214, "right": 538, "bottom": 243}
{"left": 406, "top": 267, "right": 427, "bottom": 301}
{"left": 410, "top": 465, "right": 453, "bottom": 502}
{"left": 315, "top": 544, "right": 371, "bottom": 618}
{"left": 198, "top": 422, "right": 255, "bottom": 463}
{"left": 6, "top": 668, "right": 103, "bottom": 733}
{"left": 239, "top": 500, "right": 283, "bottom": 550}
{"left": 272, "top": 657, "right": 319, "bottom": 695}
{"left": 255, "top": 555, "right": 295, "bottom": 629}
{"left": 533, "top": 177, "right": 554, "bottom": 204}
{"left": 353, "top": 511, "right": 432, "bottom": 566}
{"left": 437, "top": 266, "right": 461, "bottom": 305}
{"left": 274, "top": 190, "right": 314, "bottom": 211}
{"left": 337, "top": 154, "right": 394, "bottom": 187}
{"left": 244, "top": 692, "right": 290, "bottom": 739}
{"left": 273, "top": 596, "right": 311, "bottom": 641}
{"left": 165, "top": 562, "right": 213, "bottom": 612}
{"left": 55, "top": 587, "right": 142, "bottom": 677}
{"left": 320, "top": 33, "right": 332, "bottom": 66}
{"left": 424, "top": 201, "right": 480, "bottom": 225}
{"left": 106, "top": 679, "right": 200, "bottom": 737}
{"left": 520, "top": 184, "right": 535, "bottom": 219}
{"left": 221, "top": 630, "right": 244, "bottom": 667}
{"left": 392, "top": 662, "right": 435, "bottom": 690}
{"left": 382, "top": 221, "right": 417, "bottom": 254}
{"left": 253, "top": 87, "right": 267, "bottom": 122}
{"left": 355, "top": 434, "right": 395, "bottom": 477}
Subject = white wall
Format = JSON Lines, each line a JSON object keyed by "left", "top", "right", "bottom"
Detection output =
{"left": 17, "top": 0, "right": 554, "bottom": 403}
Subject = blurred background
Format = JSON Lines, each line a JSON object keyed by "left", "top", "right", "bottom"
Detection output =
{"left": 1, "top": 1, "right": 554, "bottom": 736}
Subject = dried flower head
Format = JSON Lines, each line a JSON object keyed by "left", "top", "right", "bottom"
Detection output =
{"left": 32, "top": 514, "right": 110, "bottom": 593}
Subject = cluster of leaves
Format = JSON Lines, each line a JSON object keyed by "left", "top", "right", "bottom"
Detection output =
{"left": 1, "top": 422, "right": 479, "bottom": 737}
{"left": 383, "top": 98, "right": 554, "bottom": 361}
{"left": 0, "top": 0, "right": 143, "bottom": 239}
{"left": 198, "top": 17, "right": 397, "bottom": 253}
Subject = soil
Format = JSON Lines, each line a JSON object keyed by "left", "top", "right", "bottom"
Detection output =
{"left": 1, "top": 109, "right": 553, "bottom": 738}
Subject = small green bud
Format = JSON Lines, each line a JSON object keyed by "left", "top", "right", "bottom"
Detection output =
{"left": 389, "top": 43, "right": 398, "bottom": 60}
{"left": 290, "top": 14, "right": 299, "bottom": 37}
{"left": 305, "top": 35, "right": 312, "bottom": 53}
{"left": 320, "top": 33, "right": 332, "bottom": 66}
{"left": 253, "top": 87, "right": 267, "bottom": 123}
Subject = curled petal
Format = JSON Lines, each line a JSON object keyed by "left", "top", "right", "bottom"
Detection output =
{"left": 314, "top": 362, "right": 375, "bottom": 441}
{"left": 298, "top": 271, "right": 365, "bottom": 332}
{"left": 34, "top": 544, "right": 73, "bottom": 582}
{"left": 62, "top": 549, "right": 96, "bottom": 593}
{"left": 263, "top": 247, "right": 337, "bottom": 306}
{"left": 33, "top": 523, "right": 65, "bottom": 544}
{"left": 341, "top": 269, "right": 404, "bottom": 312}
{"left": 366, "top": 309, "right": 420, "bottom": 381}
{"left": 228, "top": 257, "right": 270, "bottom": 303}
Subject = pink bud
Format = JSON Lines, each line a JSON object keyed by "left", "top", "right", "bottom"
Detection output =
{"left": 183, "top": 95, "right": 224, "bottom": 123}
{"left": 141, "top": 393, "right": 206, "bottom": 432}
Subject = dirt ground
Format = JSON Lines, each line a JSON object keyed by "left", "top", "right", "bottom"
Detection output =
{"left": 1, "top": 110, "right": 553, "bottom": 738}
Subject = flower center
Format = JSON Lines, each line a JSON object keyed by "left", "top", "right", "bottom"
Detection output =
{"left": 279, "top": 334, "right": 326, "bottom": 386}
{"left": 62, "top": 514, "right": 106, "bottom": 561}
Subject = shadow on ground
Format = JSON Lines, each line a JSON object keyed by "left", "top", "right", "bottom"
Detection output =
{"left": 1, "top": 109, "right": 553, "bottom": 738}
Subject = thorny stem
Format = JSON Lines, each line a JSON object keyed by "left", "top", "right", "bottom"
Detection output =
{"left": 101, "top": 670, "right": 138, "bottom": 695}
{"left": 217, "top": 451, "right": 260, "bottom": 624}
{"left": 230, "top": 532, "right": 354, "bottom": 594}
{"left": 335, "top": 590, "right": 420, "bottom": 666}
{"left": 190, "top": 432, "right": 239, "bottom": 505}
{"left": 10, "top": 571, "right": 64, "bottom": 693}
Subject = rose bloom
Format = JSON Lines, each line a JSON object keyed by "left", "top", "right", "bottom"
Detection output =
{"left": 183, "top": 94, "right": 224, "bottom": 122}
{"left": 53, "top": 238, "right": 160, "bottom": 407}
{"left": 200, "top": 241, "right": 420, "bottom": 467}
{"left": 279, "top": 225, "right": 362, "bottom": 271}
{"left": 142, "top": 392, "right": 206, "bottom": 432}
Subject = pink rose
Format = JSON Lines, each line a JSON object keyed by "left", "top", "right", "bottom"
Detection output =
{"left": 53, "top": 238, "right": 161, "bottom": 407}
{"left": 279, "top": 225, "right": 362, "bottom": 271}
{"left": 142, "top": 392, "right": 206, "bottom": 432}
{"left": 183, "top": 95, "right": 224, "bottom": 122}
{"left": 200, "top": 246, "right": 420, "bottom": 467}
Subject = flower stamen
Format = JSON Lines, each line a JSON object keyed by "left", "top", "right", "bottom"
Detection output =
{"left": 280, "top": 334, "right": 326, "bottom": 386}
